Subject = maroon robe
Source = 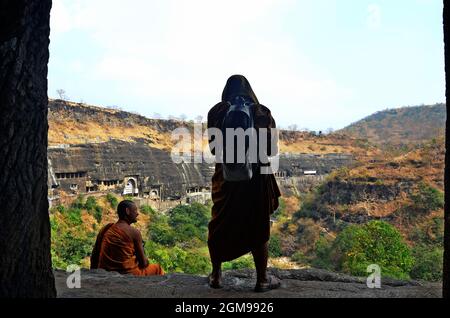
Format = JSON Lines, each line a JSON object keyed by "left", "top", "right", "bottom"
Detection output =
{"left": 207, "top": 75, "right": 281, "bottom": 262}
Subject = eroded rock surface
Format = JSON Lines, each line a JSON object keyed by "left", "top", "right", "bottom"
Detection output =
{"left": 55, "top": 268, "right": 441, "bottom": 298}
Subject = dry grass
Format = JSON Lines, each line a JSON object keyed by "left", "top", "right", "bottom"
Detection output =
{"left": 49, "top": 101, "right": 380, "bottom": 156}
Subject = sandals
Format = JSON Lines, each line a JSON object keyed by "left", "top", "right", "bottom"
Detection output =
{"left": 208, "top": 272, "right": 281, "bottom": 292}
{"left": 254, "top": 275, "right": 281, "bottom": 293}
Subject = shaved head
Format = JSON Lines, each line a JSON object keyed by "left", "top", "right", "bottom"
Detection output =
{"left": 117, "top": 200, "right": 136, "bottom": 220}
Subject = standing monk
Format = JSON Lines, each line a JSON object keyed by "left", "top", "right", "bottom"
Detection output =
{"left": 90, "top": 200, "right": 164, "bottom": 276}
{"left": 207, "top": 75, "right": 282, "bottom": 292}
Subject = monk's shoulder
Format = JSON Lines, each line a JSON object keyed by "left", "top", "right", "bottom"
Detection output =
{"left": 255, "top": 104, "right": 272, "bottom": 116}
{"left": 254, "top": 104, "right": 275, "bottom": 128}
{"left": 208, "top": 102, "right": 229, "bottom": 125}
{"left": 99, "top": 223, "right": 114, "bottom": 235}
{"left": 129, "top": 226, "right": 142, "bottom": 241}
{"left": 208, "top": 101, "right": 228, "bottom": 115}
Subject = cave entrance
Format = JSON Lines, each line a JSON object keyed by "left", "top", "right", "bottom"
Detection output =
{"left": 123, "top": 177, "right": 138, "bottom": 196}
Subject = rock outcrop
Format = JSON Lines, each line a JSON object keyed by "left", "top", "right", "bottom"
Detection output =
{"left": 55, "top": 268, "right": 441, "bottom": 298}
{"left": 47, "top": 100, "right": 358, "bottom": 199}
{"left": 48, "top": 140, "right": 214, "bottom": 199}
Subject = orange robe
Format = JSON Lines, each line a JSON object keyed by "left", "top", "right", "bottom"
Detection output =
{"left": 91, "top": 223, "right": 164, "bottom": 276}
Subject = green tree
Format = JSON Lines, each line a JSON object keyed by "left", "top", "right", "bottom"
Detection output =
{"left": 66, "top": 208, "right": 83, "bottom": 226}
{"left": 182, "top": 251, "right": 212, "bottom": 274}
{"left": 223, "top": 255, "right": 255, "bottom": 270}
{"left": 149, "top": 214, "right": 176, "bottom": 246}
{"left": 93, "top": 206, "right": 103, "bottom": 223}
{"left": 411, "top": 245, "right": 443, "bottom": 281}
{"left": 411, "top": 183, "right": 444, "bottom": 212}
{"left": 269, "top": 234, "right": 282, "bottom": 257}
{"left": 311, "top": 236, "right": 334, "bottom": 270}
{"left": 106, "top": 193, "right": 118, "bottom": 209}
{"left": 328, "top": 221, "right": 414, "bottom": 279}
{"left": 145, "top": 241, "right": 187, "bottom": 273}
{"left": 140, "top": 204, "right": 156, "bottom": 216}
{"left": 84, "top": 196, "right": 97, "bottom": 212}
{"left": 71, "top": 194, "right": 85, "bottom": 209}
{"left": 168, "top": 203, "right": 209, "bottom": 244}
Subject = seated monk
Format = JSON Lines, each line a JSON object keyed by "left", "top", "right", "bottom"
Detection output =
{"left": 90, "top": 200, "right": 164, "bottom": 276}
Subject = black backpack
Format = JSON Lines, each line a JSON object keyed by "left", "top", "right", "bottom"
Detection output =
{"left": 221, "top": 96, "right": 256, "bottom": 182}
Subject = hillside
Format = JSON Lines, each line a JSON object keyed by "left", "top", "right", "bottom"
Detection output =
{"left": 339, "top": 103, "right": 446, "bottom": 146}
{"left": 48, "top": 99, "right": 445, "bottom": 283}
{"left": 48, "top": 99, "right": 374, "bottom": 157}
{"left": 273, "top": 136, "right": 445, "bottom": 281}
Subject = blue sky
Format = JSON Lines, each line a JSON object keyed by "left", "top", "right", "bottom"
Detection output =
{"left": 48, "top": 0, "right": 445, "bottom": 131}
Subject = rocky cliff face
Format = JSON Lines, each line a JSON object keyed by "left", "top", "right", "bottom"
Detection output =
{"left": 47, "top": 100, "right": 359, "bottom": 198}
{"left": 48, "top": 143, "right": 355, "bottom": 199}
{"left": 279, "top": 153, "right": 354, "bottom": 176}
{"left": 49, "top": 99, "right": 185, "bottom": 136}
{"left": 48, "top": 140, "right": 214, "bottom": 199}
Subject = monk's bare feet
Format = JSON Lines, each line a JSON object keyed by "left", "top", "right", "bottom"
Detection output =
{"left": 208, "top": 270, "right": 222, "bottom": 289}
{"left": 254, "top": 275, "right": 281, "bottom": 293}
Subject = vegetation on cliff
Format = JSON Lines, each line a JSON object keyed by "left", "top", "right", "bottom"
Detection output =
{"left": 48, "top": 101, "right": 445, "bottom": 282}
{"left": 50, "top": 195, "right": 257, "bottom": 274}
{"left": 272, "top": 137, "right": 445, "bottom": 281}
{"left": 340, "top": 103, "right": 445, "bottom": 147}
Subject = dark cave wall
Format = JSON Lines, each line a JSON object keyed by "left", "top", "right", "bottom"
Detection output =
{"left": 0, "top": 0, "right": 56, "bottom": 297}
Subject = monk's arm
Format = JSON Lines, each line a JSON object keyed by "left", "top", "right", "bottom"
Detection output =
{"left": 267, "top": 112, "right": 278, "bottom": 157}
{"left": 257, "top": 107, "right": 278, "bottom": 158}
{"left": 207, "top": 102, "right": 227, "bottom": 156}
{"left": 132, "top": 229, "right": 149, "bottom": 269}
{"left": 207, "top": 107, "right": 217, "bottom": 155}
{"left": 90, "top": 236, "right": 101, "bottom": 269}
{"left": 90, "top": 223, "right": 113, "bottom": 269}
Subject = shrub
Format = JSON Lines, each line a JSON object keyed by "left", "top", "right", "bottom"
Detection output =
{"left": 272, "top": 197, "right": 286, "bottom": 219}
{"left": 149, "top": 215, "right": 176, "bottom": 246}
{"left": 223, "top": 255, "right": 255, "bottom": 270}
{"left": 291, "top": 251, "right": 308, "bottom": 263}
{"left": 408, "top": 217, "right": 444, "bottom": 246}
{"left": 269, "top": 234, "right": 282, "bottom": 257}
{"left": 182, "top": 251, "right": 212, "bottom": 274}
{"left": 145, "top": 241, "right": 188, "bottom": 273}
{"left": 410, "top": 245, "right": 443, "bottom": 281}
{"left": 168, "top": 203, "right": 209, "bottom": 243}
{"left": 328, "top": 221, "right": 414, "bottom": 279}
{"left": 56, "top": 205, "right": 66, "bottom": 214}
{"left": 67, "top": 208, "right": 83, "bottom": 226}
{"left": 93, "top": 206, "right": 102, "bottom": 223}
{"left": 411, "top": 183, "right": 444, "bottom": 212}
{"left": 106, "top": 193, "right": 118, "bottom": 209}
{"left": 84, "top": 196, "right": 97, "bottom": 212}
{"left": 71, "top": 195, "right": 85, "bottom": 209}
{"left": 296, "top": 218, "right": 322, "bottom": 253}
{"left": 311, "top": 236, "right": 334, "bottom": 270}
{"left": 51, "top": 229, "right": 96, "bottom": 268}
{"left": 140, "top": 204, "right": 156, "bottom": 216}
{"left": 294, "top": 192, "right": 322, "bottom": 221}
{"left": 329, "top": 167, "right": 350, "bottom": 181}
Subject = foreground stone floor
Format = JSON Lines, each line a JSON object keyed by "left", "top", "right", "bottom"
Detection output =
{"left": 55, "top": 268, "right": 442, "bottom": 298}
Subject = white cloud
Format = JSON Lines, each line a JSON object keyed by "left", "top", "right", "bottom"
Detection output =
{"left": 50, "top": 0, "right": 352, "bottom": 129}
{"left": 367, "top": 4, "right": 382, "bottom": 30}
